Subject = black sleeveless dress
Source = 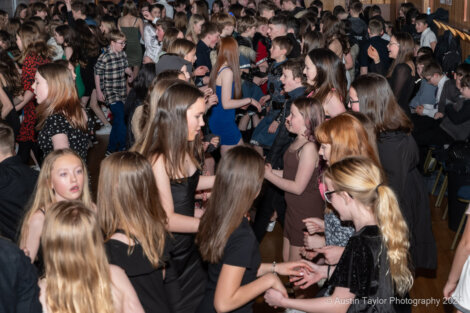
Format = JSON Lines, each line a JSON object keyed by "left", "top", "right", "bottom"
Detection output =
{"left": 166, "top": 171, "right": 207, "bottom": 313}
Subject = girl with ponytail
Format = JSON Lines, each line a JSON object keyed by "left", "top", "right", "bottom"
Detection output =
{"left": 265, "top": 156, "right": 414, "bottom": 313}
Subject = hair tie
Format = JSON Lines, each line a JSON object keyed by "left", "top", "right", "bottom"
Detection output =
{"left": 375, "top": 183, "right": 383, "bottom": 193}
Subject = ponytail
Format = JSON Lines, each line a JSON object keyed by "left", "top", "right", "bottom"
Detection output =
{"left": 375, "top": 184, "right": 414, "bottom": 296}
{"left": 325, "top": 157, "right": 414, "bottom": 296}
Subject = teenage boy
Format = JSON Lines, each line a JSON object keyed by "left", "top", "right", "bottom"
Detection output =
{"left": 349, "top": 1, "right": 367, "bottom": 42}
{"left": 31, "top": 2, "right": 48, "bottom": 20}
{"left": 360, "top": 19, "right": 390, "bottom": 75}
{"left": 267, "top": 15, "right": 300, "bottom": 59}
{"left": 416, "top": 62, "right": 449, "bottom": 119}
{"left": 195, "top": 22, "right": 220, "bottom": 85}
{"left": 252, "top": 59, "right": 306, "bottom": 243}
{"left": 95, "top": 30, "right": 134, "bottom": 155}
{"left": 64, "top": 0, "right": 97, "bottom": 26}
{"left": 415, "top": 14, "right": 437, "bottom": 51}
{"left": 258, "top": 1, "right": 276, "bottom": 20}
{"left": 251, "top": 36, "right": 292, "bottom": 151}
{"left": 409, "top": 54, "right": 437, "bottom": 111}
{"left": 0, "top": 122, "right": 38, "bottom": 241}
{"left": 281, "top": 0, "right": 303, "bottom": 16}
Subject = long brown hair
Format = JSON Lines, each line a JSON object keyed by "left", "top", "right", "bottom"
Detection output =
{"left": 351, "top": 73, "right": 413, "bottom": 134}
{"left": 315, "top": 112, "right": 380, "bottom": 166}
{"left": 209, "top": 37, "right": 242, "bottom": 99}
{"left": 325, "top": 157, "right": 413, "bottom": 296}
{"left": 387, "top": 32, "right": 415, "bottom": 78}
{"left": 132, "top": 80, "right": 204, "bottom": 179}
{"left": 292, "top": 97, "right": 325, "bottom": 143}
{"left": 42, "top": 200, "right": 114, "bottom": 313}
{"left": 97, "top": 152, "right": 168, "bottom": 268}
{"left": 306, "top": 48, "right": 347, "bottom": 105}
{"left": 17, "top": 22, "right": 52, "bottom": 63}
{"left": 196, "top": 146, "right": 264, "bottom": 263}
{"left": 36, "top": 63, "right": 87, "bottom": 132}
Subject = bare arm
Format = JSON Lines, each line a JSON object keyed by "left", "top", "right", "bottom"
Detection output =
{"left": 214, "top": 264, "right": 283, "bottom": 313}
{"left": 444, "top": 209, "right": 470, "bottom": 298}
{"left": 269, "top": 286, "right": 354, "bottom": 313}
{"left": 138, "top": 18, "right": 144, "bottom": 39}
{"left": 51, "top": 133, "right": 70, "bottom": 150}
{"left": 153, "top": 156, "right": 200, "bottom": 233}
{"left": 265, "top": 143, "right": 317, "bottom": 195}
{"left": 15, "top": 90, "right": 34, "bottom": 111}
{"left": 21, "top": 211, "right": 45, "bottom": 263}
{"left": 109, "top": 265, "right": 145, "bottom": 313}
{"left": 197, "top": 175, "right": 215, "bottom": 191}
{"left": 219, "top": 69, "right": 260, "bottom": 110}
{"left": 0, "top": 85, "right": 14, "bottom": 119}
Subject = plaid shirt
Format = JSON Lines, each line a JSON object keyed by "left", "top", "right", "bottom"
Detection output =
{"left": 94, "top": 47, "right": 128, "bottom": 104}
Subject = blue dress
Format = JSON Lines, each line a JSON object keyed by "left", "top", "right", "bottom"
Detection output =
{"left": 208, "top": 68, "right": 242, "bottom": 145}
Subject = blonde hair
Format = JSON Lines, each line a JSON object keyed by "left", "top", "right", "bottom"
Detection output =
{"left": 42, "top": 200, "right": 114, "bottom": 313}
{"left": 324, "top": 157, "right": 413, "bottom": 296}
{"left": 19, "top": 149, "right": 92, "bottom": 248}
{"left": 186, "top": 14, "right": 204, "bottom": 44}
{"left": 168, "top": 38, "right": 196, "bottom": 58}
{"left": 97, "top": 152, "right": 168, "bottom": 268}
{"left": 17, "top": 22, "right": 52, "bottom": 63}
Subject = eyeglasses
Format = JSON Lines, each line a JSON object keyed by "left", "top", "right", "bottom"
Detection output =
{"left": 115, "top": 41, "right": 127, "bottom": 45}
{"left": 324, "top": 190, "right": 339, "bottom": 204}
{"left": 348, "top": 98, "right": 360, "bottom": 105}
{"left": 388, "top": 41, "right": 400, "bottom": 46}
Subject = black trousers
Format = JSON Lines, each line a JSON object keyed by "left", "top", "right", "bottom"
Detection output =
{"left": 252, "top": 181, "right": 286, "bottom": 243}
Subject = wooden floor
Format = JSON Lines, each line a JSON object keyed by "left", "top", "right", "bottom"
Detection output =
{"left": 88, "top": 135, "right": 459, "bottom": 313}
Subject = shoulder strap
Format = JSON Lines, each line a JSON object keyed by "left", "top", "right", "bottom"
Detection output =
{"left": 217, "top": 66, "right": 230, "bottom": 75}
{"left": 133, "top": 17, "right": 138, "bottom": 26}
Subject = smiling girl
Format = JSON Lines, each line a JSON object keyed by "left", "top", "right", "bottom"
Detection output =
{"left": 19, "top": 149, "right": 93, "bottom": 272}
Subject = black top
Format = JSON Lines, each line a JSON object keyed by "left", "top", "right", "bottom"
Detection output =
{"left": 0, "top": 156, "right": 38, "bottom": 241}
{"left": 38, "top": 113, "right": 93, "bottom": 160}
{"left": 359, "top": 36, "right": 390, "bottom": 74}
{"left": 286, "top": 33, "right": 301, "bottom": 59}
{"left": 328, "top": 225, "right": 396, "bottom": 313}
{"left": 166, "top": 170, "right": 207, "bottom": 313}
{"left": 0, "top": 237, "right": 42, "bottom": 313}
{"left": 377, "top": 131, "right": 437, "bottom": 270}
{"left": 105, "top": 236, "right": 172, "bottom": 313}
{"left": 197, "top": 218, "right": 261, "bottom": 313}
{"left": 3, "top": 110, "right": 20, "bottom": 140}
{"left": 195, "top": 39, "right": 212, "bottom": 86}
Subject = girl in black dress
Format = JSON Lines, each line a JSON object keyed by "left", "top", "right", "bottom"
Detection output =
{"left": 132, "top": 81, "right": 215, "bottom": 313}
{"left": 97, "top": 151, "right": 172, "bottom": 313}
{"left": 351, "top": 73, "right": 437, "bottom": 271}
{"left": 196, "top": 146, "right": 311, "bottom": 313}
{"left": 34, "top": 62, "right": 93, "bottom": 160}
{"left": 265, "top": 157, "right": 414, "bottom": 313}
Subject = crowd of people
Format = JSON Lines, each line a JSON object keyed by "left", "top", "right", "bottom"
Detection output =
{"left": 1, "top": 0, "right": 470, "bottom": 312}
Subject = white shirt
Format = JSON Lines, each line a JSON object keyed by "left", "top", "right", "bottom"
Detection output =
{"left": 143, "top": 22, "right": 162, "bottom": 63}
{"left": 420, "top": 27, "right": 437, "bottom": 48}
{"left": 156, "top": 0, "right": 174, "bottom": 18}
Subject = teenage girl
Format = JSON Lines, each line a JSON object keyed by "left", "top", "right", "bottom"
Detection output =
{"left": 265, "top": 157, "right": 414, "bottom": 313}
{"left": 264, "top": 97, "right": 325, "bottom": 262}
{"left": 19, "top": 149, "right": 93, "bottom": 268}
{"left": 196, "top": 146, "right": 310, "bottom": 313}
{"left": 39, "top": 200, "right": 144, "bottom": 313}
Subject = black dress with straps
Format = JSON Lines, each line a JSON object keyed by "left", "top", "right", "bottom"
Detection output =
{"left": 105, "top": 231, "right": 172, "bottom": 313}
{"left": 166, "top": 171, "right": 207, "bottom": 313}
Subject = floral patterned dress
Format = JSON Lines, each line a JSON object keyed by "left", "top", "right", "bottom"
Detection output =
{"left": 16, "top": 53, "right": 49, "bottom": 143}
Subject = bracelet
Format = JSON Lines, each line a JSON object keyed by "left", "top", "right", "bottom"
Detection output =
{"left": 272, "top": 261, "right": 276, "bottom": 274}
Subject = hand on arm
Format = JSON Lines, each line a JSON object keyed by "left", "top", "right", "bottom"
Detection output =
{"left": 314, "top": 245, "right": 344, "bottom": 265}
{"left": 367, "top": 46, "right": 380, "bottom": 64}
{"left": 220, "top": 69, "right": 261, "bottom": 111}
{"left": 303, "top": 217, "right": 325, "bottom": 234}
{"left": 214, "top": 264, "right": 286, "bottom": 313}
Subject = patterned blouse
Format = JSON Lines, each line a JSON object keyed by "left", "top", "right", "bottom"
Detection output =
{"left": 38, "top": 113, "right": 94, "bottom": 160}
